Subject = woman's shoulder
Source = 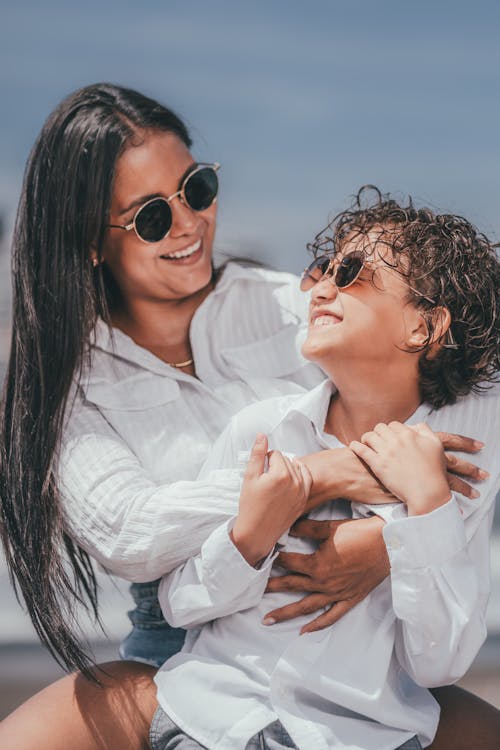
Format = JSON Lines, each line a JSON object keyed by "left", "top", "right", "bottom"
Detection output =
{"left": 210, "top": 261, "right": 309, "bottom": 335}
{"left": 216, "top": 260, "right": 300, "bottom": 287}
{"left": 427, "top": 380, "right": 500, "bottom": 458}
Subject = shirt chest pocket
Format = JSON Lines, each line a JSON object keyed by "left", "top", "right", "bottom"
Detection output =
{"left": 83, "top": 374, "right": 180, "bottom": 412}
{"left": 219, "top": 323, "right": 308, "bottom": 380}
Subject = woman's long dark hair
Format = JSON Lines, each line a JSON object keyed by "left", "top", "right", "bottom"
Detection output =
{"left": 0, "top": 83, "right": 192, "bottom": 675}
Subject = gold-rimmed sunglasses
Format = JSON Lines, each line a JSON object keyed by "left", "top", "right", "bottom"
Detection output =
{"left": 108, "top": 162, "right": 220, "bottom": 243}
{"left": 300, "top": 250, "right": 437, "bottom": 305}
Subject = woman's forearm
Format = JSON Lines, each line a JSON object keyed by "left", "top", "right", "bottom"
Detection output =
{"left": 300, "top": 447, "right": 394, "bottom": 508}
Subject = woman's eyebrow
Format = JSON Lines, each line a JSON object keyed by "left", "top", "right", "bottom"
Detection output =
{"left": 117, "top": 162, "right": 199, "bottom": 216}
{"left": 118, "top": 193, "right": 161, "bottom": 216}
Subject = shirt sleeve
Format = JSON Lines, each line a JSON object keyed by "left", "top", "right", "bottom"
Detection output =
{"left": 384, "top": 489, "right": 496, "bottom": 687}
{"left": 354, "top": 386, "right": 500, "bottom": 687}
{"left": 59, "top": 398, "right": 243, "bottom": 582}
{"left": 158, "top": 411, "right": 285, "bottom": 628}
{"left": 158, "top": 518, "right": 276, "bottom": 629}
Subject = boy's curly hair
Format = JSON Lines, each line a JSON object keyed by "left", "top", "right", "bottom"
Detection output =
{"left": 308, "top": 186, "right": 500, "bottom": 409}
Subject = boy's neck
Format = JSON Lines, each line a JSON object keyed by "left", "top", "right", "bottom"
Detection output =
{"left": 323, "top": 366, "right": 422, "bottom": 445}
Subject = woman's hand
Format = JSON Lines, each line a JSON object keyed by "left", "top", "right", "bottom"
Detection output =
{"left": 350, "top": 422, "right": 451, "bottom": 515}
{"left": 231, "top": 434, "right": 312, "bottom": 566}
{"left": 263, "top": 515, "right": 389, "bottom": 633}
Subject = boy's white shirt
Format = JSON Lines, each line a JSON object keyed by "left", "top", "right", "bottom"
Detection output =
{"left": 155, "top": 379, "right": 500, "bottom": 750}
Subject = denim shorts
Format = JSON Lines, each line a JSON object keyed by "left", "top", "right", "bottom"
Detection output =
{"left": 119, "top": 580, "right": 186, "bottom": 667}
{"left": 149, "top": 706, "right": 423, "bottom": 750}
{"left": 149, "top": 709, "right": 297, "bottom": 749}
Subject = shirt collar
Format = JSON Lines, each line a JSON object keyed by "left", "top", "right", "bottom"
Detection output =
{"left": 278, "top": 379, "right": 336, "bottom": 433}
{"left": 88, "top": 262, "right": 292, "bottom": 367}
{"left": 273, "top": 378, "right": 434, "bottom": 442}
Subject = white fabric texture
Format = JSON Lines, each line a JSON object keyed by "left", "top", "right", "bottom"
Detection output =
{"left": 59, "top": 263, "right": 323, "bottom": 580}
{"left": 155, "top": 379, "right": 500, "bottom": 750}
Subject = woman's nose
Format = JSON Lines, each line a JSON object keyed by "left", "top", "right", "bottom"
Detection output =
{"left": 169, "top": 196, "right": 199, "bottom": 236}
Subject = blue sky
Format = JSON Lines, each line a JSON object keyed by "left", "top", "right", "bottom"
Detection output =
{"left": 1, "top": 0, "right": 499, "bottom": 271}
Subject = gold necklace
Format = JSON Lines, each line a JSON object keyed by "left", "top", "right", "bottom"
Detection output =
{"left": 167, "top": 358, "right": 194, "bottom": 368}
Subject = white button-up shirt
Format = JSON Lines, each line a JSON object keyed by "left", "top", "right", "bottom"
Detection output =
{"left": 155, "top": 379, "right": 500, "bottom": 750}
{"left": 59, "top": 263, "right": 323, "bottom": 580}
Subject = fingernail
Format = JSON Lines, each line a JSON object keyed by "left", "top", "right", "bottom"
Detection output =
{"left": 478, "top": 470, "right": 490, "bottom": 479}
{"left": 473, "top": 440, "right": 484, "bottom": 449}
{"left": 471, "top": 489, "right": 480, "bottom": 498}
{"left": 255, "top": 433, "right": 266, "bottom": 443}
{"left": 262, "top": 617, "right": 276, "bottom": 626}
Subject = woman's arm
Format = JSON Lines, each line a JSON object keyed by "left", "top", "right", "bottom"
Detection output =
{"left": 302, "top": 436, "right": 485, "bottom": 509}
{"left": 59, "top": 400, "right": 245, "bottom": 580}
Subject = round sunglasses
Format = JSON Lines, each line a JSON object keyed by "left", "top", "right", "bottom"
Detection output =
{"left": 108, "top": 162, "right": 220, "bottom": 243}
{"left": 301, "top": 251, "right": 436, "bottom": 304}
{"left": 301, "top": 251, "right": 368, "bottom": 291}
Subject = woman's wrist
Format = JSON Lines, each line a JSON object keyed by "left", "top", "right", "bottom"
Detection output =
{"left": 300, "top": 448, "right": 349, "bottom": 507}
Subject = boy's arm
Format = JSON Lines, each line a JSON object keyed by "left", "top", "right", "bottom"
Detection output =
{"left": 158, "top": 425, "right": 311, "bottom": 629}
{"left": 386, "top": 494, "right": 494, "bottom": 686}
{"left": 350, "top": 420, "right": 499, "bottom": 687}
{"left": 158, "top": 515, "right": 276, "bottom": 629}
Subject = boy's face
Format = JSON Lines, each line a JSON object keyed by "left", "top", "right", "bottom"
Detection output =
{"left": 301, "top": 231, "right": 426, "bottom": 375}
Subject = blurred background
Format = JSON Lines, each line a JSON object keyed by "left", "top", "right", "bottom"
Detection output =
{"left": 0, "top": 0, "right": 499, "bottom": 718}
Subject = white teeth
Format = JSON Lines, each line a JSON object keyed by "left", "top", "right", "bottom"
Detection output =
{"left": 163, "top": 240, "right": 201, "bottom": 259}
{"left": 313, "top": 315, "right": 341, "bottom": 326}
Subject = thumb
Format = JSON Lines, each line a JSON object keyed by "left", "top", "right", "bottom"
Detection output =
{"left": 244, "top": 433, "right": 269, "bottom": 479}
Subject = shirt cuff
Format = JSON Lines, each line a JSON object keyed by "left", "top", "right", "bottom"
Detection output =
{"left": 352, "top": 502, "right": 407, "bottom": 524}
{"left": 383, "top": 496, "right": 466, "bottom": 570}
{"left": 201, "top": 518, "right": 278, "bottom": 592}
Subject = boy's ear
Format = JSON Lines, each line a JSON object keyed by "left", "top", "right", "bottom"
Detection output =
{"left": 407, "top": 306, "right": 451, "bottom": 351}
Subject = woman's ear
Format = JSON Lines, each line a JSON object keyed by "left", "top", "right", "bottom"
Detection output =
{"left": 407, "top": 306, "right": 451, "bottom": 351}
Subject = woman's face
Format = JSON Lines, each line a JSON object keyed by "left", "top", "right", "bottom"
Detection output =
{"left": 101, "top": 130, "right": 217, "bottom": 304}
{"left": 302, "top": 234, "right": 425, "bottom": 374}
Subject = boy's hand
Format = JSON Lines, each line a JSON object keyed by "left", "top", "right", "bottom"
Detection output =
{"left": 231, "top": 434, "right": 312, "bottom": 566}
{"left": 350, "top": 422, "right": 451, "bottom": 515}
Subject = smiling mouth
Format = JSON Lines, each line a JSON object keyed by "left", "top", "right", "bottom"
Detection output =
{"left": 313, "top": 314, "right": 342, "bottom": 326}
{"left": 161, "top": 239, "right": 202, "bottom": 260}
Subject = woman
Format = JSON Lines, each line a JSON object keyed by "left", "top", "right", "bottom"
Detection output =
{"left": 0, "top": 84, "right": 497, "bottom": 748}
{"left": 149, "top": 191, "right": 500, "bottom": 748}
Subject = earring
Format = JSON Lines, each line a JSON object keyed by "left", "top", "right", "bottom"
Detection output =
{"left": 92, "top": 257, "right": 99, "bottom": 268}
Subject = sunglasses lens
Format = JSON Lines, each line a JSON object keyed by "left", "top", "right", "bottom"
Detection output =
{"left": 184, "top": 167, "right": 219, "bottom": 211}
{"left": 300, "top": 256, "right": 332, "bottom": 290}
{"left": 135, "top": 199, "right": 172, "bottom": 242}
{"left": 335, "top": 252, "right": 364, "bottom": 288}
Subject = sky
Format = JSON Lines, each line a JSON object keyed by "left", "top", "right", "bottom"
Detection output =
{"left": 1, "top": 0, "right": 499, "bottom": 272}
{"left": 0, "top": 1, "right": 499, "bottom": 640}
